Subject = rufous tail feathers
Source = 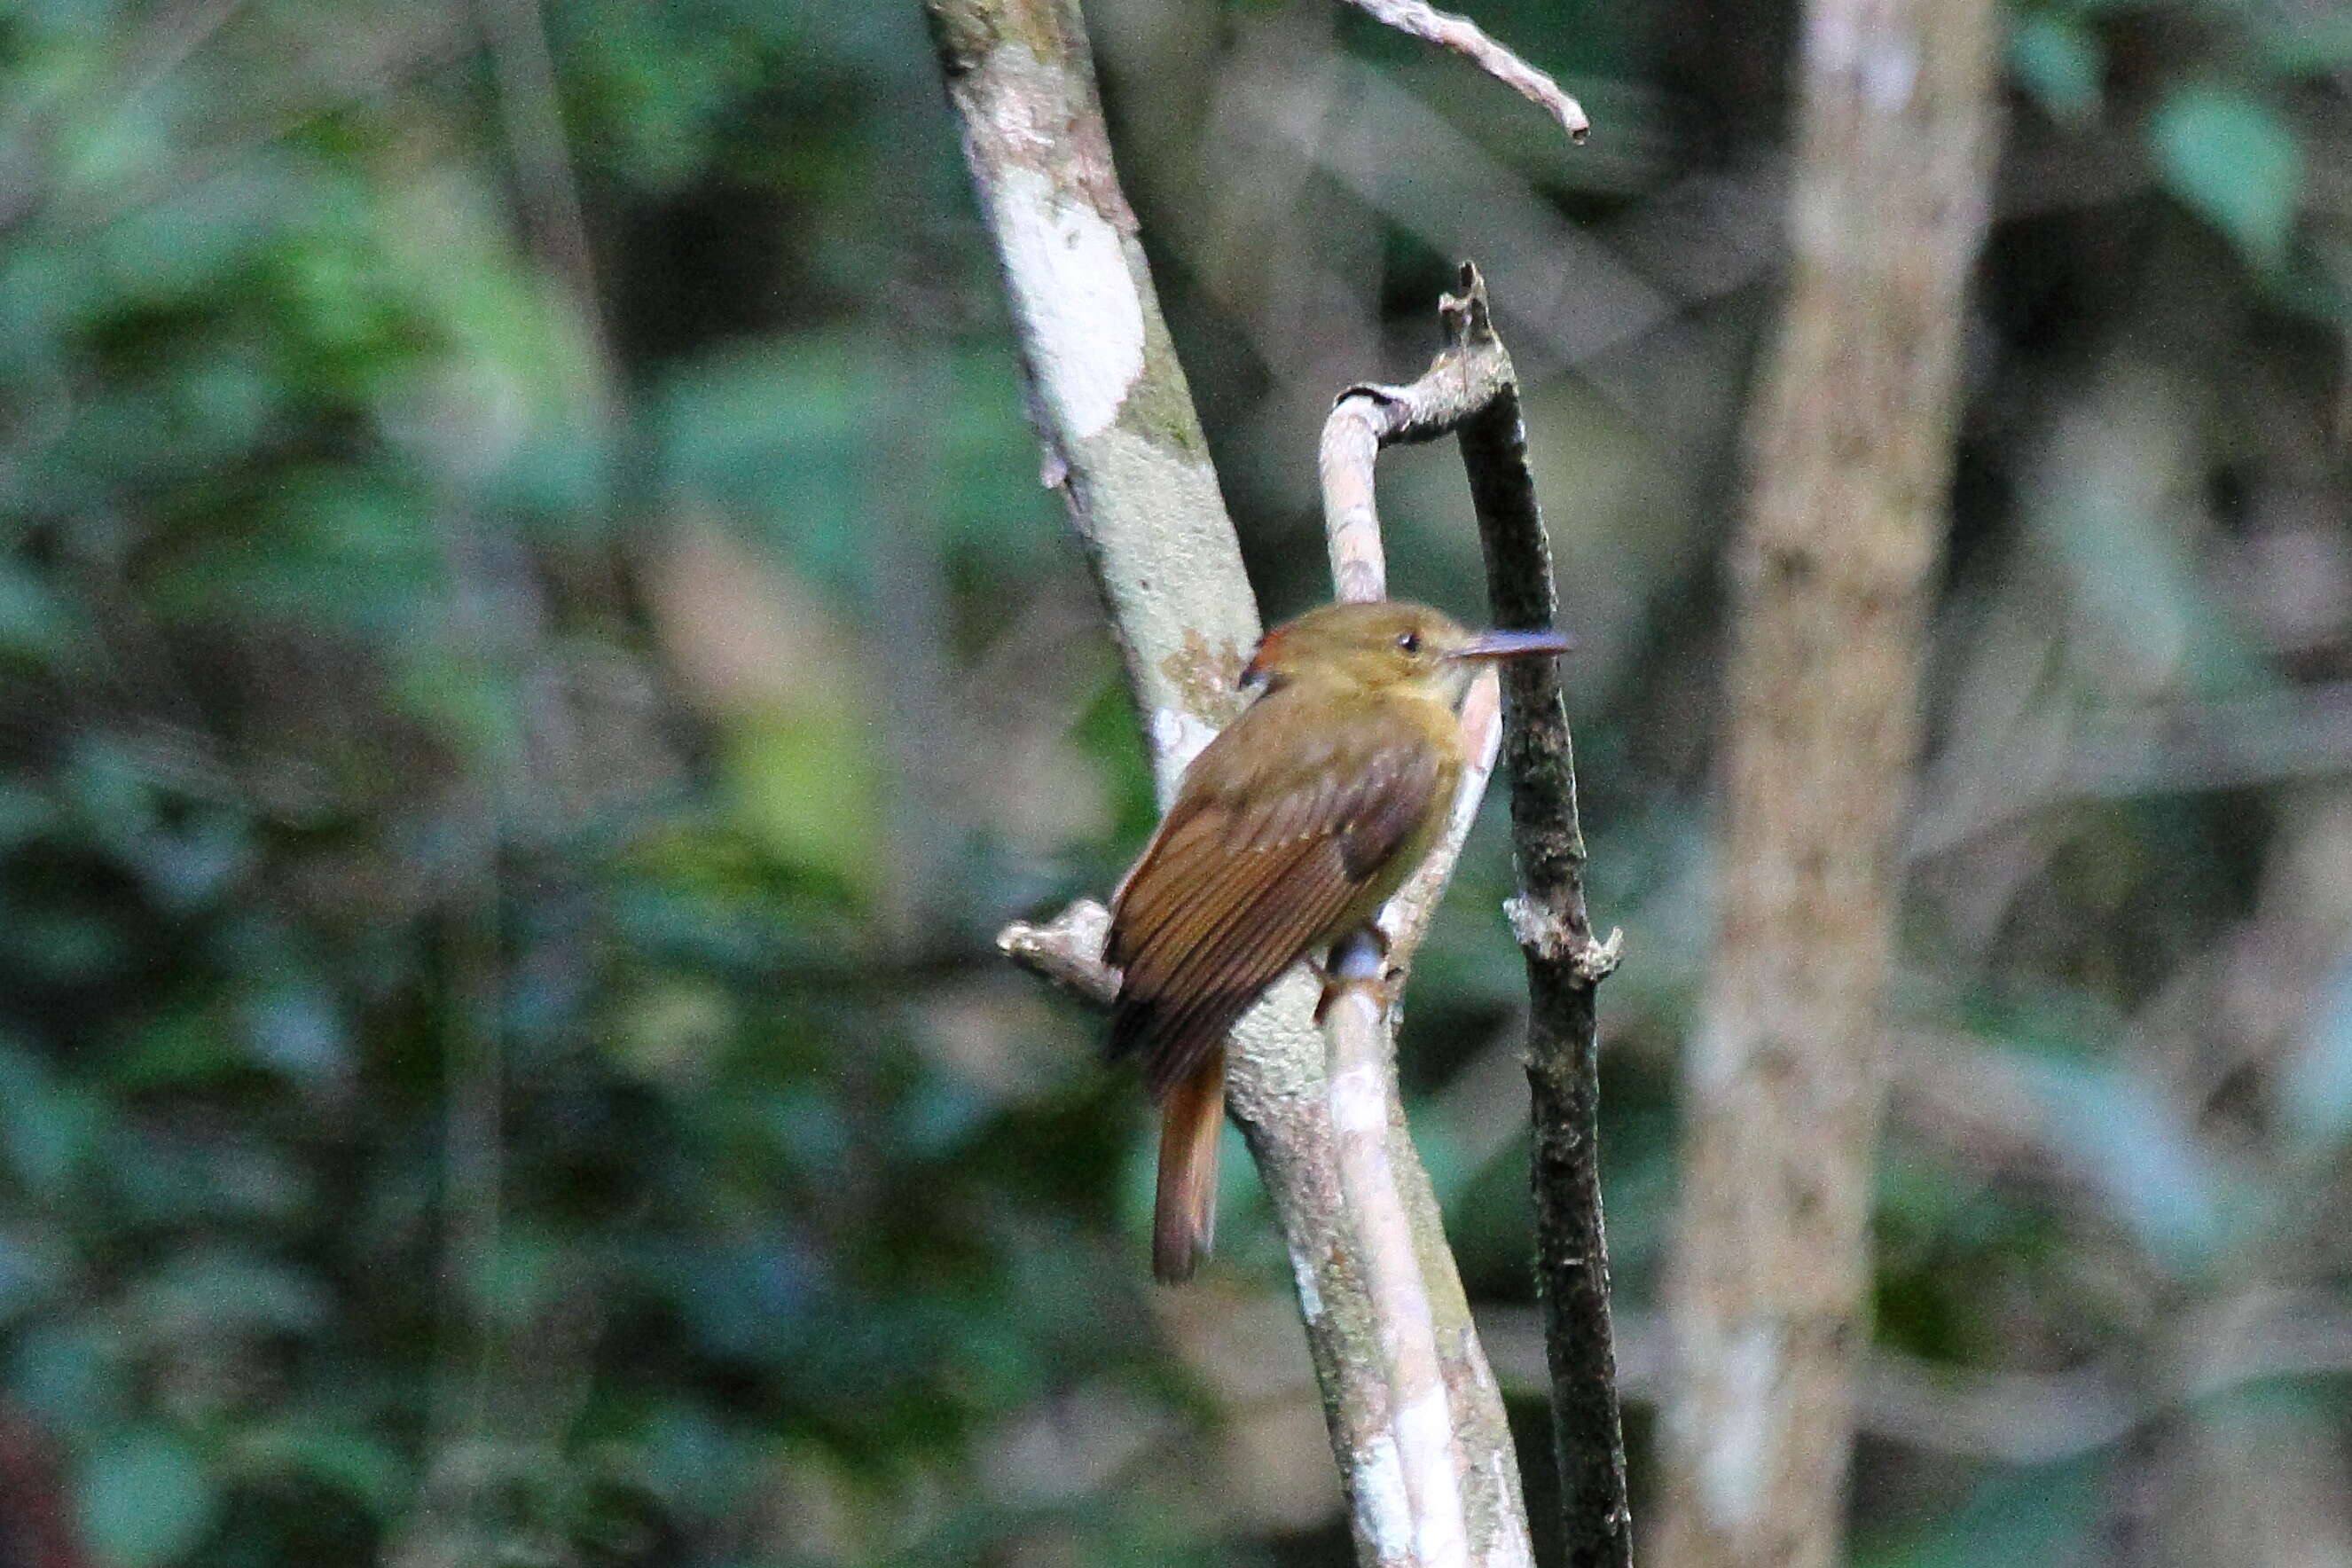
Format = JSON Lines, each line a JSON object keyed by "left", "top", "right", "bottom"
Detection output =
{"left": 1152, "top": 1047, "right": 1225, "bottom": 1283}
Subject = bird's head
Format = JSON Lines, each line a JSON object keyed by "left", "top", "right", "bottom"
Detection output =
{"left": 1240, "top": 600, "right": 1571, "bottom": 707}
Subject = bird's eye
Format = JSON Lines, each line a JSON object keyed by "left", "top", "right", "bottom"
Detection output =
{"left": 1395, "top": 631, "right": 1421, "bottom": 655}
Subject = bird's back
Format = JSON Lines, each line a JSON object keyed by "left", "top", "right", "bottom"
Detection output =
{"left": 1105, "top": 679, "right": 1458, "bottom": 1097}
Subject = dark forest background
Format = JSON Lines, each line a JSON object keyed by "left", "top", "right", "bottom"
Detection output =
{"left": 3, "top": 0, "right": 2350, "bottom": 1563}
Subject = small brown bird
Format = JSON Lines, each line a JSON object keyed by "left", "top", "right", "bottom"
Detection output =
{"left": 1106, "top": 600, "right": 1571, "bottom": 1282}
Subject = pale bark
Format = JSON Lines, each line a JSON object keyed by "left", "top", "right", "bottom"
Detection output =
{"left": 1330, "top": 0, "right": 1588, "bottom": 143}
{"left": 1655, "top": 2, "right": 2003, "bottom": 1565}
{"left": 929, "top": 3, "right": 1532, "bottom": 1561}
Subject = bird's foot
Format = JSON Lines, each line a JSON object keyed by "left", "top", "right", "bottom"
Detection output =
{"left": 1312, "top": 928, "right": 1400, "bottom": 1025}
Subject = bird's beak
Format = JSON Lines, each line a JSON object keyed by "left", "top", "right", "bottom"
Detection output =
{"left": 1451, "top": 627, "right": 1574, "bottom": 662}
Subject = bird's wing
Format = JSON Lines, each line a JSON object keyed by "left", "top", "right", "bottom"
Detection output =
{"left": 1106, "top": 701, "right": 1446, "bottom": 1100}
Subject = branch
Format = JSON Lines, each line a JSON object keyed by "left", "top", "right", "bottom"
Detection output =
{"left": 998, "top": 898, "right": 1116, "bottom": 1004}
{"left": 1315, "top": 367, "right": 1486, "bottom": 1564}
{"left": 1336, "top": 0, "right": 1588, "bottom": 145}
{"left": 1316, "top": 267, "right": 1635, "bottom": 1566}
{"left": 924, "top": 0, "right": 1259, "bottom": 757}
{"left": 933, "top": 4, "right": 1532, "bottom": 1562}
{"left": 1328, "top": 933, "right": 1472, "bottom": 1568}
{"left": 1423, "top": 263, "right": 1633, "bottom": 1568}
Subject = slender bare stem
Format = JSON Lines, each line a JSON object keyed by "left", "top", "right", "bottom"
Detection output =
{"left": 1329, "top": 934, "right": 1471, "bottom": 1568}
{"left": 1335, "top": 0, "right": 1588, "bottom": 144}
{"left": 998, "top": 898, "right": 1117, "bottom": 1005}
{"left": 1417, "top": 263, "right": 1632, "bottom": 1568}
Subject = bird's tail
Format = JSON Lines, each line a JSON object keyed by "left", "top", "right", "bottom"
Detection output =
{"left": 1152, "top": 1046, "right": 1225, "bottom": 1283}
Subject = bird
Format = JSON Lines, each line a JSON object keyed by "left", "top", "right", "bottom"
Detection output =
{"left": 1105, "top": 599, "right": 1571, "bottom": 1282}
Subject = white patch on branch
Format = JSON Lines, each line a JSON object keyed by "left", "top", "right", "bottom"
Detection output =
{"left": 1291, "top": 1246, "right": 1326, "bottom": 1324}
{"left": 996, "top": 166, "right": 1146, "bottom": 441}
{"left": 1354, "top": 1432, "right": 1415, "bottom": 1563}
{"left": 1329, "top": 1058, "right": 1388, "bottom": 1134}
{"left": 1399, "top": 1390, "right": 1470, "bottom": 1564}
{"left": 1483, "top": 1449, "right": 1540, "bottom": 1568}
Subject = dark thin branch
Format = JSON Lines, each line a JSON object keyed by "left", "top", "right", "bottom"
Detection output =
{"left": 1335, "top": 0, "right": 1589, "bottom": 144}
{"left": 1443, "top": 263, "right": 1631, "bottom": 1568}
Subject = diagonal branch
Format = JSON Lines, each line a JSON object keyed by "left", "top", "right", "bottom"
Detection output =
{"left": 935, "top": 4, "right": 1532, "bottom": 1563}
{"left": 1335, "top": 0, "right": 1588, "bottom": 144}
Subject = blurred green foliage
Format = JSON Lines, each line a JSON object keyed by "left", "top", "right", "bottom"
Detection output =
{"left": 3, "top": 0, "right": 2351, "bottom": 1564}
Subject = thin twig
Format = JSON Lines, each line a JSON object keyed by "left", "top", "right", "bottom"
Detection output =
{"left": 1443, "top": 262, "right": 1632, "bottom": 1568}
{"left": 999, "top": 898, "right": 1116, "bottom": 1003}
{"left": 1336, "top": 0, "right": 1589, "bottom": 144}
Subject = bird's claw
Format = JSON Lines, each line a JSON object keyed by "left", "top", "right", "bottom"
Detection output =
{"left": 1313, "top": 958, "right": 1405, "bottom": 1026}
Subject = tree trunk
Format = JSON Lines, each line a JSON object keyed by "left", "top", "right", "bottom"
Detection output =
{"left": 1656, "top": 3, "right": 2003, "bottom": 1565}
